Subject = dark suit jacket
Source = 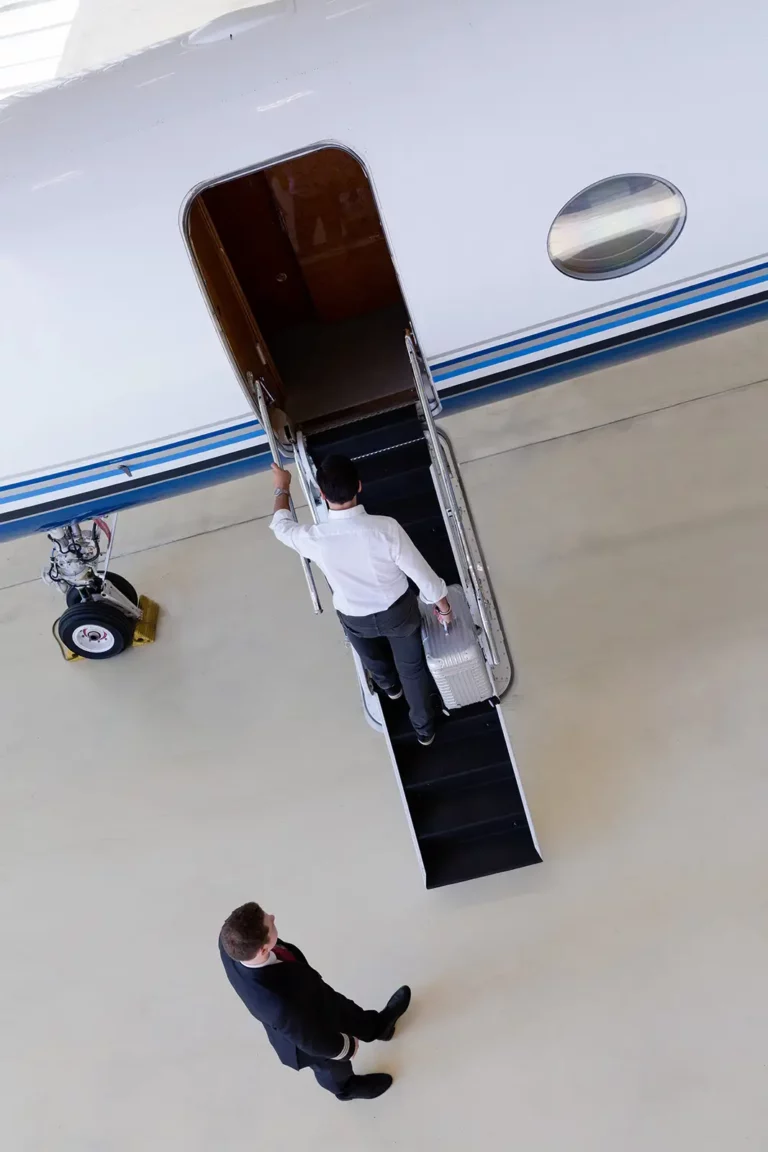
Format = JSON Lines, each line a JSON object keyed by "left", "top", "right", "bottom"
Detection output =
{"left": 219, "top": 937, "right": 351, "bottom": 1069}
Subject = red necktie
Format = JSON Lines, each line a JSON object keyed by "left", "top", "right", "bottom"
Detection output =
{"left": 273, "top": 945, "right": 297, "bottom": 964}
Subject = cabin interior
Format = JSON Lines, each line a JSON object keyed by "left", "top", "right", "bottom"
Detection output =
{"left": 186, "top": 146, "right": 415, "bottom": 433}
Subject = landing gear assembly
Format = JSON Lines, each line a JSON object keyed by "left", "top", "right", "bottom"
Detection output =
{"left": 42, "top": 518, "right": 158, "bottom": 660}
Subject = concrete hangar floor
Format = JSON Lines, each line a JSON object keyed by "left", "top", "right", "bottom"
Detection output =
{"left": 2, "top": 317, "right": 768, "bottom": 1151}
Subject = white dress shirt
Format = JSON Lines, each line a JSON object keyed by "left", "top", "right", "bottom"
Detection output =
{"left": 239, "top": 951, "right": 279, "bottom": 969}
{"left": 270, "top": 503, "right": 447, "bottom": 617}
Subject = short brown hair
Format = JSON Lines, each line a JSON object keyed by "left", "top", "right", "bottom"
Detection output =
{"left": 220, "top": 902, "right": 269, "bottom": 961}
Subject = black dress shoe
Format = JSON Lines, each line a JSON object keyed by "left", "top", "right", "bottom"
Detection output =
{"left": 343, "top": 1073, "right": 393, "bottom": 1100}
{"left": 378, "top": 984, "right": 412, "bottom": 1040}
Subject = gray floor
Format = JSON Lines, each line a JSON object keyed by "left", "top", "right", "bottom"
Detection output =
{"left": 3, "top": 317, "right": 768, "bottom": 1150}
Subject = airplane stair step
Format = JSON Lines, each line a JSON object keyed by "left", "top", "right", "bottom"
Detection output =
{"left": 308, "top": 405, "right": 420, "bottom": 460}
{"left": 420, "top": 819, "right": 542, "bottom": 889}
{"left": 307, "top": 407, "right": 539, "bottom": 887}
{"left": 409, "top": 775, "right": 526, "bottom": 840}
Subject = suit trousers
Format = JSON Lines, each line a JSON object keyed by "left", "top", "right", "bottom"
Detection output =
{"left": 338, "top": 590, "right": 434, "bottom": 737}
{"left": 298, "top": 994, "right": 383, "bottom": 1098}
{"left": 309, "top": 1056, "right": 356, "bottom": 1098}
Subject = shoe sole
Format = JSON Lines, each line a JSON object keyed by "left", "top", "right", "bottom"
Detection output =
{"left": 417, "top": 733, "right": 435, "bottom": 746}
{"left": 386, "top": 690, "right": 404, "bottom": 700}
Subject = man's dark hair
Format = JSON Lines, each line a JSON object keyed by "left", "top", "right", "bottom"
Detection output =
{"left": 220, "top": 902, "right": 269, "bottom": 961}
{"left": 316, "top": 454, "right": 359, "bottom": 505}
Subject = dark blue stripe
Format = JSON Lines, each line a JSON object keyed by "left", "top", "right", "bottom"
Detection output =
{"left": 432, "top": 269, "right": 768, "bottom": 382}
{"left": 0, "top": 418, "right": 262, "bottom": 495}
{"left": 438, "top": 290, "right": 768, "bottom": 415}
{"left": 430, "top": 259, "right": 768, "bottom": 375}
{"left": 3, "top": 276, "right": 768, "bottom": 542}
{"left": 7, "top": 257, "right": 767, "bottom": 501}
{"left": 0, "top": 428, "right": 266, "bottom": 507}
{"left": 0, "top": 445, "right": 273, "bottom": 543}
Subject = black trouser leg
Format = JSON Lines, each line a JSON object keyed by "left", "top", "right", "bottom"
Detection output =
{"left": 340, "top": 593, "right": 435, "bottom": 737}
{"left": 339, "top": 623, "right": 398, "bottom": 691}
{"left": 329, "top": 990, "right": 383, "bottom": 1043}
{"left": 311, "top": 1058, "right": 356, "bottom": 1099}
{"left": 310, "top": 1059, "right": 359, "bottom": 1096}
{"left": 388, "top": 626, "right": 434, "bottom": 738}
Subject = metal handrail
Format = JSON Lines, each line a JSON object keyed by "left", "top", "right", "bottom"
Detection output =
{"left": 405, "top": 333, "right": 500, "bottom": 667}
{"left": 293, "top": 431, "right": 322, "bottom": 526}
{"left": 250, "top": 373, "right": 322, "bottom": 615}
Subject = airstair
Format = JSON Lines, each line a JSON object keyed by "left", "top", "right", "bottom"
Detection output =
{"left": 254, "top": 339, "right": 541, "bottom": 888}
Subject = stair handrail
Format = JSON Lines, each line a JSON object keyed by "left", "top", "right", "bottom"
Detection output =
{"left": 405, "top": 333, "right": 500, "bottom": 667}
{"left": 250, "top": 373, "right": 322, "bottom": 615}
{"left": 292, "top": 431, "right": 324, "bottom": 527}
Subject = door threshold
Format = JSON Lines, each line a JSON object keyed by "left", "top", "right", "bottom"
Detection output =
{"left": 299, "top": 390, "right": 416, "bottom": 438}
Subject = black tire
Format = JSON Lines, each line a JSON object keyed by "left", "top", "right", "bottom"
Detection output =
{"left": 58, "top": 601, "right": 135, "bottom": 660}
{"left": 65, "top": 570, "right": 138, "bottom": 609}
{"left": 101, "top": 571, "right": 139, "bottom": 605}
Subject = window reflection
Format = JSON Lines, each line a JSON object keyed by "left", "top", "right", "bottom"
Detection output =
{"left": 548, "top": 174, "right": 686, "bottom": 280}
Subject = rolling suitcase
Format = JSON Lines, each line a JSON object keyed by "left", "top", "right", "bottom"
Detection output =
{"left": 420, "top": 584, "right": 494, "bottom": 710}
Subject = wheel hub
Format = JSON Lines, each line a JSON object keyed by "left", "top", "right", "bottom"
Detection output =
{"left": 72, "top": 625, "right": 115, "bottom": 654}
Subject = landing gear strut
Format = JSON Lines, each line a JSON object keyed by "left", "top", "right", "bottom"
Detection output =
{"left": 42, "top": 517, "right": 143, "bottom": 660}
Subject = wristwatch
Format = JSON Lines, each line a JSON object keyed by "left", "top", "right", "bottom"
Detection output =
{"left": 273, "top": 487, "right": 290, "bottom": 497}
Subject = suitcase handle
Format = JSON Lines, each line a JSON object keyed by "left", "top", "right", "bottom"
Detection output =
{"left": 435, "top": 605, "right": 453, "bottom": 633}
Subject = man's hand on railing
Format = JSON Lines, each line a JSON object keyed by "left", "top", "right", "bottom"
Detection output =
{"left": 271, "top": 463, "right": 292, "bottom": 491}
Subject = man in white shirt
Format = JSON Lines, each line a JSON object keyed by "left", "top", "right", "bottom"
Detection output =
{"left": 269, "top": 455, "right": 453, "bottom": 744}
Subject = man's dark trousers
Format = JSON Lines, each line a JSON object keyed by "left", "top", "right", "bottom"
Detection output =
{"left": 338, "top": 590, "right": 434, "bottom": 737}
{"left": 302, "top": 1052, "right": 357, "bottom": 1098}
{"left": 296, "top": 994, "right": 381, "bottom": 1098}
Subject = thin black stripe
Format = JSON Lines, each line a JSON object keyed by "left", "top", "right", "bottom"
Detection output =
{"left": 0, "top": 441, "right": 270, "bottom": 526}
{"left": 438, "top": 286, "right": 768, "bottom": 400}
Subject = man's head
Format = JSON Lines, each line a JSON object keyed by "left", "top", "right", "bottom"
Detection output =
{"left": 220, "top": 902, "right": 278, "bottom": 964}
{"left": 316, "top": 454, "right": 361, "bottom": 509}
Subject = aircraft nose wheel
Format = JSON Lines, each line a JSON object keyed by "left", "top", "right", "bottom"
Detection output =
{"left": 57, "top": 601, "right": 136, "bottom": 660}
{"left": 44, "top": 522, "right": 156, "bottom": 661}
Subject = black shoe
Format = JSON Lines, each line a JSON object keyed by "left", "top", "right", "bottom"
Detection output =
{"left": 343, "top": 1073, "right": 393, "bottom": 1100}
{"left": 385, "top": 686, "right": 403, "bottom": 701}
{"left": 378, "top": 985, "right": 412, "bottom": 1040}
{"left": 417, "top": 730, "right": 435, "bottom": 746}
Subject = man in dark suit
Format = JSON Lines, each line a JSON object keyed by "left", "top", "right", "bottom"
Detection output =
{"left": 219, "top": 901, "right": 411, "bottom": 1100}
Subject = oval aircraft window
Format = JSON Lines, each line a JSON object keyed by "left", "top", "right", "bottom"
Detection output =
{"left": 547, "top": 174, "right": 686, "bottom": 280}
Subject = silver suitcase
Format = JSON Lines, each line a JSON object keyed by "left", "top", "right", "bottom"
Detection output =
{"left": 420, "top": 585, "right": 494, "bottom": 710}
